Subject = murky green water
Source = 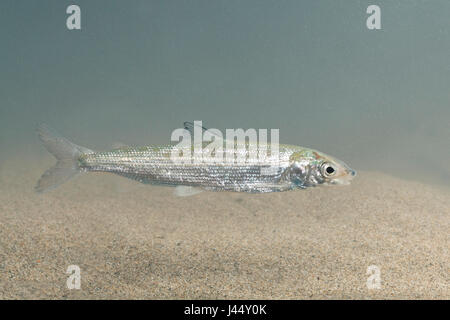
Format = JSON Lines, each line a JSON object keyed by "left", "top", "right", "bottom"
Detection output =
{"left": 1, "top": 0, "right": 449, "bottom": 186}
{"left": 1, "top": 1, "right": 450, "bottom": 300}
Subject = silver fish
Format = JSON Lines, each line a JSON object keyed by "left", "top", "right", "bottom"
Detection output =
{"left": 36, "top": 123, "right": 356, "bottom": 194}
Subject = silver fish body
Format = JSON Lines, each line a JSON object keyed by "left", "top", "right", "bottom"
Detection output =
{"left": 78, "top": 143, "right": 355, "bottom": 193}
{"left": 36, "top": 124, "right": 356, "bottom": 193}
{"left": 80, "top": 145, "right": 290, "bottom": 193}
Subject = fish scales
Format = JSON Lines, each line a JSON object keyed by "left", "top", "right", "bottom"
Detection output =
{"left": 79, "top": 145, "right": 296, "bottom": 192}
{"left": 35, "top": 124, "right": 356, "bottom": 193}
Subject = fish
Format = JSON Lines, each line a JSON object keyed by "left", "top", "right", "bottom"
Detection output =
{"left": 35, "top": 122, "right": 356, "bottom": 195}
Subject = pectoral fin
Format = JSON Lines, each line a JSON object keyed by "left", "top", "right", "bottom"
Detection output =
{"left": 174, "top": 185, "right": 203, "bottom": 197}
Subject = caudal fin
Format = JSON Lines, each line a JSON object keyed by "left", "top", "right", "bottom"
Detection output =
{"left": 36, "top": 124, "right": 93, "bottom": 193}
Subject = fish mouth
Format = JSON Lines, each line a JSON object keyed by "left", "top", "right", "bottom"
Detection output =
{"left": 342, "top": 168, "right": 357, "bottom": 181}
{"left": 327, "top": 168, "right": 356, "bottom": 186}
{"left": 327, "top": 156, "right": 356, "bottom": 179}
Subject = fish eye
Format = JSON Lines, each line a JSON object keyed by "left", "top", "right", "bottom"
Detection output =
{"left": 321, "top": 162, "right": 336, "bottom": 177}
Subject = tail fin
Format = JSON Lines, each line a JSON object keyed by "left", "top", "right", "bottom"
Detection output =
{"left": 36, "top": 124, "right": 93, "bottom": 193}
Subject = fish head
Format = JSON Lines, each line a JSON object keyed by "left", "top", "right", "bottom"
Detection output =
{"left": 287, "top": 149, "right": 356, "bottom": 187}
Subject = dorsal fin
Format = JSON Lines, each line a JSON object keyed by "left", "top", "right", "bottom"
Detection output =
{"left": 183, "top": 121, "right": 223, "bottom": 140}
{"left": 184, "top": 121, "right": 207, "bottom": 134}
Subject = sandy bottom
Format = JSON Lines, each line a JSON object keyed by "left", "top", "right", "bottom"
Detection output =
{"left": 0, "top": 158, "right": 449, "bottom": 299}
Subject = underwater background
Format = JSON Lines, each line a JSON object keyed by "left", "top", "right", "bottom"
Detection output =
{"left": 0, "top": 1, "right": 449, "bottom": 299}
{"left": 1, "top": 0, "right": 450, "bottom": 186}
